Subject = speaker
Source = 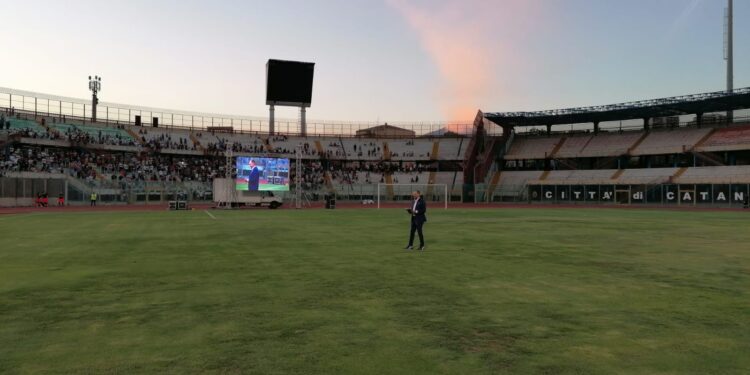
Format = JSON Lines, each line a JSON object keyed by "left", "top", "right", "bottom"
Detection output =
{"left": 135, "top": 115, "right": 141, "bottom": 126}
{"left": 152, "top": 117, "right": 159, "bottom": 128}
{"left": 324, "top": 194, "right": 336, "bottom": 209}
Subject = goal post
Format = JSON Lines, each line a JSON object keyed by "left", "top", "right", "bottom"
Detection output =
{"left": 377, "top": 183, "right": 448, "bottom": 209}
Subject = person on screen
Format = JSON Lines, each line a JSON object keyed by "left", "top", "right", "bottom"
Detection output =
{"left": 247, "top": 159, "right": 260, "bottom": 191}
{"left": 405, "top": 190, "right": 427, "bottom": 251}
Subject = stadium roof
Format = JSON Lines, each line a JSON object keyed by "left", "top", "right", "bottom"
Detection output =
{"left": 484, "top": 87, "right": 750, "bottom": 127}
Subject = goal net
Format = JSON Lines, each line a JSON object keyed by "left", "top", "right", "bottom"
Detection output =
{"left": 376, "top": 183, "right": 448, "bottom": 209}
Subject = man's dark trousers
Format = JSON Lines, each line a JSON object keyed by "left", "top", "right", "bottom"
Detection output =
{"left": 409, "top": 215, "right": 425, "bottom": 247}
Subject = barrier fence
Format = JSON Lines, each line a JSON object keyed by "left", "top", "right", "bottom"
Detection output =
{"left": 3, "top": 173, "right": 748, "bottom": 208}
{"left": 0, "top": 87, "right": 479, "bottom": 137}
{"left": 521, "top": 184, "right": 750, "bottom": 207}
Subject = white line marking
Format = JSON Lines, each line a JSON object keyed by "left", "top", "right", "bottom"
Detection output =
{"left": 204, "top": 210, "right": 217, "bottom": 220}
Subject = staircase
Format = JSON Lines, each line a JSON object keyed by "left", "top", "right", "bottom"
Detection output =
{"left": 595, "top": 155, "right": 620, "bottom": 169}
{"left": 264, "top": 139, "right": 274, "bottom": 153}
{"left": 337, "top": 137, "right": 348, "bottom": 160}
{"left": 627, "top": 132, "right": 650, "bottom": 154}
{"left": 555, "top": 158, "right": 578, "bottom": 170}
{"left": 610, "top": 169, "right": 625, "bottom": 180}
{"left": 425, "top": 171, "right": 437, "bottom": 196}
{"left": 314, "top": 140, "right": 325, "bottom": 156}
{"left": 474, "top": 138, "right": 503, "bottom": 185}
{"left": 323, "top": 171, "right": 335, "bottom": 192}
{"left": 462, "top": 111, "right": 486, "bottom": 186}
{"left": 189, "top": 133, "right": 205, "bottom": 152}
{"left": 456, "top": 137, "right": 465, "bottom": 158}
{"left": 485, "top": 171, "right": 502, "bottom": 202}
{"left": 690, "top": 128, "right": 717, "bottom": 151}
{"left": 37, "top": 118, "right": 60, "bottom": 138}
{"left": 691, "top": 151, "right": 725, "bottom": 166}
{"left": 430, "top": 141, "right": 440, "bottom": 160}
{"left": 91, "top": 165, "right": 111, "bottom": 183}
{"left": 384, "top": 173, "right": 395, "bottom": 198}
{"left": 383, "top": 142, "right": 391, "bottom": 161}
{"left": 669, "top": 167, "right": 689, "bottom": 183}
{"left": 548, "top": 137, "right": 566, "bottom": 158}
{"left": 126, "top": 128, "right": 147, "bottom": 146}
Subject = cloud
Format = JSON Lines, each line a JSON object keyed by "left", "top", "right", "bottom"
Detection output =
{"left": 663, "top": 0, "right": 704, "bottom": 42}
{"left": 387, "top": 0, "right": 542, "bottom": 124}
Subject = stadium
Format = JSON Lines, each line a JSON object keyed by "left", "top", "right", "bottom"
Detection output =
{"left": 1, "top": 1, "right": 749, "bottom": 374}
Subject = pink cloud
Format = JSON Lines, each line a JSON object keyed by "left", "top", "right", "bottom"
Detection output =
{"left": 387, "top": 0, "right": 545, "bottom": 124}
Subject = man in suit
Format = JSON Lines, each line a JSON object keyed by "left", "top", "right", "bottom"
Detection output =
{"left": 247, "top": 159, "right": 260, "bottom": 191}
{"left": 405, "top": 190, "right": 427, "bottom": 251}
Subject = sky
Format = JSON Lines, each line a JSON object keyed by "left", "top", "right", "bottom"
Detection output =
{"left": 0, "top": 0, "right": 747, "bottom": 124}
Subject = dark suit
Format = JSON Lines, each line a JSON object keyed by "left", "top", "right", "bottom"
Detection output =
{"left": 247, "top": 166, "right": 260, "bottom": 191}
{"left": 409, "top": 197, "right": 427, "bottom": 247}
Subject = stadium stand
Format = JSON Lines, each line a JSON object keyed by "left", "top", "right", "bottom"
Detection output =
{"left": 436, "top": 138, "right": 464, "bottom": 160}
{"left": 49, "top": 122, "right": 137, "bottom": 147}
{"left": 339, "top": 138, "right": 384, "bottom": 160}
{"left": 495, "top": 171, "right": 543, "bottom": 190}
{"left": 674, "top": 165, "right": 750, "bottom": 184}
{"left": 138, "top": 127, "right": 200, "bottom": 152}
{"left": 387, "top": 139, "right": 432, "bottom": 160}
{"left": 531, "top": 169, "right": 618, "bottom": 185}
{"left": 577, "top": 131, "right": 643, "bottom": 157}
{"left": 4, "top": 118, "right": 47, "bottom": 135}
{"left": 695, "top": 124, "right": 750, "bottom": 152}
{"left": 3, "top": 86, "right": 750, "bottom": 207}
{"left": 616, "top": 167, "right": 678, "bottom": 184}
{"left": 552, "top": 134, "right": 592, "bottom": 158}
{"left": 631, "top": 128, "right": 712, "bottom": 155}
{"left": 504, "top": 136, "right": 560, "bottom": 160}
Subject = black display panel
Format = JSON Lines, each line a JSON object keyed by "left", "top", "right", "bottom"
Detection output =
{"left": 266, "top": 59, "right": 315, "bottom": 107}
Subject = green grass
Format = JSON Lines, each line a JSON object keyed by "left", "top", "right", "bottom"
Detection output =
{"left": 1, "top": 208, "right": 749, "bottom": 374}
{"left": 234, "top": 183, "right": 289, "bottom": 191}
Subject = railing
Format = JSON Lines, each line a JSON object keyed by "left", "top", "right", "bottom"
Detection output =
{"left": 0, "top": 86, "right": 482, "bottom": 138}
{"left": 512, "top": 114, "right": 750, "bottom": 137}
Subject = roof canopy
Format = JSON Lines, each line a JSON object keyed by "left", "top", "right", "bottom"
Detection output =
{"left": 484, "top": 87, "right": 750, "bottom": 127}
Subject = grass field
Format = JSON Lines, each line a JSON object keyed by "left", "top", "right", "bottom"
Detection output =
{"left": 1, "top": 208, "right": 749, "bottom": 374}
{"left": 235, "top": 182, "right": 289, "bottom": 191}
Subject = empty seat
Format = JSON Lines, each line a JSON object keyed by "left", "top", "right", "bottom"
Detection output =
{"left": 505, "top": 137, "right": 561, "bottom": 160}
{"left": 554, "top": 135, "right": 592, "bottom": 158}
{"left": 577, "top": 132, "right": 642, "bottom": 157}
{"left": 675, "top": 166, "right": 750, "bottom": 184}
{"left": 696, "top": 124, "right": 750, "bottom": 152}
{"left": 631, "top": 128, "right": 711, "bottom": 155}
{"left": 616, "top": 168, "right": 678, "bottom": 184}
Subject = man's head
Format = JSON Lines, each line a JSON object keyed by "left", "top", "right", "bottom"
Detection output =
{"left": 412, "top": 191, "right": 421, "bottom": 199}
{"left": 248, "top": 159, "right": 256, "bottom": 168}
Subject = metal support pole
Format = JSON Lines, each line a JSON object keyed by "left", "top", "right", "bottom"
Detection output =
{"left": 295, "top": 144, "right": 302, "bottom": 209}
{"left": 300, "top": 107, "right": 307, "bottom": 136}
{"left": 269, "top": 105, "right": 275, "bottom": 135}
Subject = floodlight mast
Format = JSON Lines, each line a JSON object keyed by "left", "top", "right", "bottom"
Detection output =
{"left": 88, "top": 75, "right": 101, "bottom": 122}
{"left": 725, "top": 0, "right": 734, "bottom": 122}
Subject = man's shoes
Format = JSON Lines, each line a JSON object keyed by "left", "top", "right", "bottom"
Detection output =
{"left": 404, "top": 245, "right": 413, "bottom": 250}
{"left": 419, "top": 245, "right": 425, "bottom": 251}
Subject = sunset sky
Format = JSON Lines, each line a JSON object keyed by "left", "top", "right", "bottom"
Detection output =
{"left": 0, "top": 0, "right": 747, "bottom": 123}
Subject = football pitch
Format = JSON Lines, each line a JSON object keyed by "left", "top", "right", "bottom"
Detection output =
{"left": 1, "top": 208, "right": 749, "bottom": 374}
